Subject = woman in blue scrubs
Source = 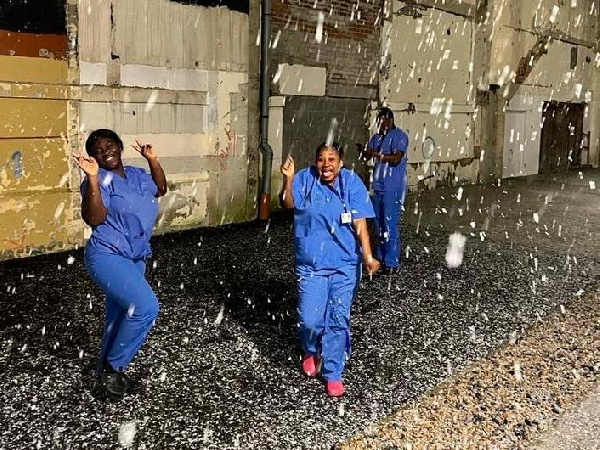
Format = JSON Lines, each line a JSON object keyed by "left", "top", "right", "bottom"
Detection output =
{"left": 74, "top": 129, "right": 167, "bottom": 401}
{"left": 280, "top": 143, "right": 380, "bottom": 397}
{"left": 365, "top": 107, "right": 409, "bottom": 275}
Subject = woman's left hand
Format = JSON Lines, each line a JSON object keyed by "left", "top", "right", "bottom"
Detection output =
{"left": 365, "top": 257, "right": 381, "bottom": 276}
{"left": 132, "top": 139, "right": 158, "bottom": 161}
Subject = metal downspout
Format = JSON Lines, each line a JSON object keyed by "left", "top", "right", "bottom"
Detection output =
{"left": 258, "top": 0, "right": 273, "bottom": 220}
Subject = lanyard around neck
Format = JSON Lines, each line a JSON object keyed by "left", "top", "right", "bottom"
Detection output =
{"left": 307, "top": 170, "right": 347, "bottom": 212}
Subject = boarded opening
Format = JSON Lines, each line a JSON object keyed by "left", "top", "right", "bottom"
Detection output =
{"left": 539, "top": 101, "right": 585, "bottom": 174}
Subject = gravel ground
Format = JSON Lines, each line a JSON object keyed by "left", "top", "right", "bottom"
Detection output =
{"left": 342, "top": 290, "right": 600, "bottom": 449}
{"left": 532, "top": 382, "right": 600, "bottom": 450}
{"left": 1, "top": 170, "right": 599, "bottom": 449}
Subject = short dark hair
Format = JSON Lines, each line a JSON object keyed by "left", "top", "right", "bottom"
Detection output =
{"left": 315, "top": 142, "right": 344, "bottom": 160}
{"left": 85, "top": 129, "right": 124, "bottom": 155}
{"left": 377, "top": 107, "right": 394, "bottom": 120}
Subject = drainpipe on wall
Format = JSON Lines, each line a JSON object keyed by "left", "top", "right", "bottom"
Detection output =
{"left": 258, "top": 0, "right": 273, "bottom": 220}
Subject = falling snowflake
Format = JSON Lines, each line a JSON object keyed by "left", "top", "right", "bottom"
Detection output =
{"left": 214, "top": 304, "right": 225, "bottom": 325}
{"left": 446, "top": 232, "right": 466, "bottom": 268}
{"left": 118, "top": 421, "right": 137, "bottom": 448}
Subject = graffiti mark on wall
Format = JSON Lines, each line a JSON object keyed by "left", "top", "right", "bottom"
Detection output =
{"left": 0, "top": 150, "right": 26, "bottom": 188}
{"left": 4, "top": 219, "right": 34, "bottom": 250}
{"left": 218, "top": 123, "right": 242, "bottom": 170}
{"left": 10, "top": 151, "right": 23, "bottom": 179}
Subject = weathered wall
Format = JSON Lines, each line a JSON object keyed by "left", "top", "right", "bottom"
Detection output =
{"left": 0, "top": 0, "right": 258, "bottom": 261}
{"left": 0, "top": 0, "right": 80, "bottom": 259}
{"left": 271, "top": 0, "right": 381, "bottom": 99}
{"left": 382, "top": 0, "right": 479, "bottom": 190}
{"left": 493, "top": 0, "right": 599, "bottom": 176}
{"left": 382, "top": 0, "right": 599, "bottom": 186}
{"left": 78, "top": 0, "right": 255, "bottom": 233}
{"left": 267, "top": 0, "right": 382, "bottom": 208}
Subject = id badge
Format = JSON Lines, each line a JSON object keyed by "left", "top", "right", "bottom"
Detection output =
{"left": 341, "top": 212, "right": 352, "bottom": 224}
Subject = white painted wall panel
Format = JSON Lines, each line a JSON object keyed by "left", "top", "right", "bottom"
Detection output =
{"left": 120, "top": 134, "right": 219, "bottom": 157}
{"left": 492, "top": 0, "right": 597, "bottom": 81}
{"left": 384, "top": 7, "right": 473, "bottom": 104}
{"left": 378, "top": 105, "right": 474, "bottom": 163}
{"left": 499, "top": 0, "right": 597, "bottom": 43}
{"left": 80, "top": 102, "right": 205, "bottom": 135}
{"left": 80, "top": 102, "right": 113, "bottom": 132}
{"left": 120, "top": 65, "right": 209, "bottom": 91}
{"left": 79, "top": 62, "right": 108, "bottom": 86}
{"left": 503, "top": 111, "right": 528, "bottom": 177}
{"left": 527, "top": 43, "right": 595, "bottom": 101}
{"left": 113, "top": 0, "right": 248, "bottom": 70}
{"left": 276, "top": 64, "right": 327, "bottom": 96}
{"left": 401, "top": 112, "right": 473, "bottom": 163}
{"left": 385, "top": 6, "right": 474, "bottom": 164}
{"left": 78, "top": 0, "right": 111, "bottom": 62}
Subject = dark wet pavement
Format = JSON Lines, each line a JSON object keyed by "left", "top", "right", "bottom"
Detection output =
{"left": 1, "top": 170, "right": 599, "bottom": 449}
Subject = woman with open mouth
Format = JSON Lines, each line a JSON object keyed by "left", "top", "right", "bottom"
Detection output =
{"left": 280, "top": 142, "right": 380, "bottom": 397}
{"left": 74, "top": 129, "right": 167, "bottom": 401}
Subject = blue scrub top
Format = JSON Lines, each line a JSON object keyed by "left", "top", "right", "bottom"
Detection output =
{"left": 368, "top": 127, "right": 409, "bottom": 192}
{"left": 293, "top": 167, "right": 375, "bottom": 270}
{"left": 81, "top": 166, "right": 159, "bottom": 260}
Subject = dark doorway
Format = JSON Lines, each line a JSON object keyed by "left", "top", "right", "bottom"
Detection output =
{"left": 539, "top": 101, "right": 585, "bottom": 174}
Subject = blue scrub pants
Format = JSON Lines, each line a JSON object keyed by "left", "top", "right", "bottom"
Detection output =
{"left": 372, "top": 189, "right": 404, "bottom": 269}
{"left": 297, "top": 264, "right": 360, "bottom": 381}
{"left": 85, "top": 251, "right": 159, "bottom": 371}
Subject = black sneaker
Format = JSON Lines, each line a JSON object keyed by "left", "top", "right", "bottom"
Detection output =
{"left": 98, "top": 370, "right": 126, "bottom": 401}
{"left": 119, "top": 372, "right": 143, "bottom": 394}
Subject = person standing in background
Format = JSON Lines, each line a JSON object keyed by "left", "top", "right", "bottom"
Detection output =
{"left": 364, "top": 107, "right": 410, "bottom": 275}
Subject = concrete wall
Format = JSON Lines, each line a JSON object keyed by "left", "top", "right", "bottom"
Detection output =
{"left": 382, "top": 0, "right": 479, "bottom": 190}
{"left": 0, "top": 0, "right": 81, "bottom": 259}
{"left": 78, "top": 0, "right": 255, "bottom": 233}
{"left": 267, "top": 0, "right": 382, "bottom": 207}
{"left": 381, "top": 0, "right": 599, "bottom": 186}
{"left": 0, "top": 0, "right": 258, "bottom": 260}
{"left": 492, "top": 0, "right": 599, "bottom": 176}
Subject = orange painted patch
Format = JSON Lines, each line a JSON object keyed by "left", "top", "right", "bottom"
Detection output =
{"left": 0, "top": 30, "right": 67, "bottom": 60}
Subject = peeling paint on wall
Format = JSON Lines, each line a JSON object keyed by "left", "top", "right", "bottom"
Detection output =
{"left": 168, "top": 0, "right": 249, "bottom": 14}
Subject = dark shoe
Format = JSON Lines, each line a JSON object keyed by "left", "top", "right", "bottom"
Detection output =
{"left": 119, "top": 372, "right": 143, "bottom": 394}
{"left": 98, "top": 370, "right": 126, "bottom": 401}
{"left": 382, "top": 266, "right": 399, "bottom": 276}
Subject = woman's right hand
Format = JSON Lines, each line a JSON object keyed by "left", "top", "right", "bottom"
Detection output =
{"left": 73, "top": 153, "right": 99, "bottom": 177}
{"left": 280, "top": 156, "right": 295, "bottom": 178}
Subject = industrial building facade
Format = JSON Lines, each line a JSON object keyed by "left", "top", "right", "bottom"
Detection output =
{"left": 0, "top": 0, "right": 598, "bottom": 260}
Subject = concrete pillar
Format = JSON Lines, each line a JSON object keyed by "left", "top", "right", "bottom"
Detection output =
{"left": 66, "top": 0, "right": 85, "bottom": 244}
{"left": 268, "top": 96, "right": 285, "bottom": 209}
{"left": 245, "top": 0, "right": 261, "bottom": 220}
{"left": 473, "top": 0, "right": 506, "bottom": 183}
{"left": 479, "top": 88, "right": 505, "bottom": 183}
{"left": 590, "top": 69, "right": 600, "bottom": 168}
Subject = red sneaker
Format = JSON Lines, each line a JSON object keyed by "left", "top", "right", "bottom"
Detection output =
{"left": 301, "top": 354, "right": 322, "bottom": 377}
{"left": 326, "top": 380, "right": 345, "bottom": 397}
